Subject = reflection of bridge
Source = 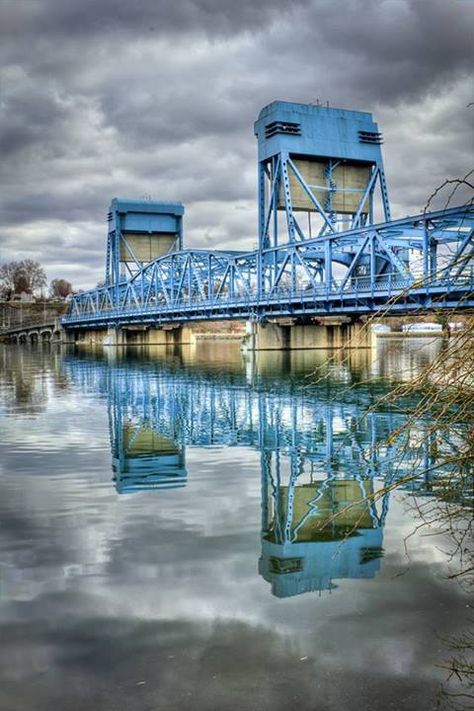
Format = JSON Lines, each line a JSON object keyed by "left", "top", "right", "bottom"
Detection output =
{"left": 65, "top": 354, "right": 435, "bottom": 473}
{"left": 62, "top": 101, "right": 473, "bottom": 349}
{"left": 65, "top": 354, "right": 449, "bottom": 595}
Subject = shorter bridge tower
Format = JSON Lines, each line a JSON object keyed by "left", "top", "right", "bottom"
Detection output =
{"left": 105, "top": 198, "right": 184, "bottom": 285}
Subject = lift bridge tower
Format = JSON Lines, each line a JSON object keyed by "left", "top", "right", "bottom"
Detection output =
{"left": 254, "top": 101, "right": 393, "bottom": 293}
{"left": 105, "top": 198, "right": 184, "bottom": 285}
{"left": 254, "top": 100, "right": 391, "bottom": 244}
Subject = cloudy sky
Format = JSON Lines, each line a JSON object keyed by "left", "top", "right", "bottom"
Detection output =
{"left": 1, "top": 0, "right": 473, "bottom": 289}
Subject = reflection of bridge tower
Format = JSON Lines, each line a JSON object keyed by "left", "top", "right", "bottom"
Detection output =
{"left": 112, "top": 421, "right": 187, "bottom": 494}
{"left": 258, "top": 405, "right": 389, "bottom": 597}
{"left": 108, "top": 368, "right": 187, "bottom": 494}
{"left": 259, "top": 470, "right": 386, "bottom": 597}
{"left": 64, "top": 355, "right": 442, "bottom": 509}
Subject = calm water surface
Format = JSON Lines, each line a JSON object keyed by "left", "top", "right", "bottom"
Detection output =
{"left": 0, "top": 341, "right": 469, "bottom": 711}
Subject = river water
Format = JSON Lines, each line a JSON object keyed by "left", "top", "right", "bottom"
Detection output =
{"left": 0, "top": 340, "right": 469, "bottom": 711}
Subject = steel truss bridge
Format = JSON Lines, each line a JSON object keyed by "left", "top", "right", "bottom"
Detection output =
{"left": 63, "top": 102, "right": 474, "bottom": 331}
{"left": 64, "top": 206, "right": 474, "bottom": 329}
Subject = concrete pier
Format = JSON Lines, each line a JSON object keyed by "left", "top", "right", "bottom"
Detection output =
{"left": 243, "top": 318, "right": 374, "bottom": 351}
{"left": 72, "top": 325, "right": 194, "bottom": 347}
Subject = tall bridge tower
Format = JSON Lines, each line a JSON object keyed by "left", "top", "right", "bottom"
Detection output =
{"left": 253, "top": 101, "right": 399, "bottom": 302}
{"left": 254, "top": 101, "right": 391, "bottom": 247}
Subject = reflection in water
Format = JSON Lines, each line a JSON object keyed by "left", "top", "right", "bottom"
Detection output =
{"left": 110, "top": 388, "right": 187, "bottom": 493}
{"left": 0, "top": 346, "right": 64, "bottom": 416}
{"left": 260, "top": 466, "right": 385, "bottom": 597}
{"left": 0, "top": 342, "right": 471, "bottom": 711}
{"left": 64, "top": 349, "right": 450, "bottom": 598}
{"left": 370, "top": 336, "right": 443, "bottom": 381}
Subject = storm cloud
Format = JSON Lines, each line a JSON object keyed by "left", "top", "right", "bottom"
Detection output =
{"left": 1, "top": 0, "right": 473, "bottom": 288}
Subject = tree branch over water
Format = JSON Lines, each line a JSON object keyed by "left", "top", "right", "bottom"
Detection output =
{"left": 309, "top": 176, "right": 474, "bottom": 709}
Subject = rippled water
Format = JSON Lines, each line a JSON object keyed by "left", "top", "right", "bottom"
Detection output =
{"left": 0, "top": 340, "right": 469, "bottom": 711}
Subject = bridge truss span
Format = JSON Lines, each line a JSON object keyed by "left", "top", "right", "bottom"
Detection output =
{"left": 64, "top": 204, "right": 474, "bottom": 329}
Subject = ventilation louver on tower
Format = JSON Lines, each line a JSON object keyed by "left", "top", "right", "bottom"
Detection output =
{"left": 358, "top": 130, "right": 383, "bottom": 144}
{"left": 265, "top": 121, "right": 302, "bottom": 138}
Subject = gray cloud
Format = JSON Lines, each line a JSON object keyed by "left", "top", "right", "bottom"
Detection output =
{"left": 0, "top": 611, "right": 451, "bottom": 711}
{"left": 1, "top": 0, "right": 309, "bottom": 41}
{"left": 0, "top": 0, "right": 472, "bottom": 288}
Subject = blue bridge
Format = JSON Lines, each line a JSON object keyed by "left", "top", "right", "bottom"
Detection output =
{"left": 63, "top": 101, "right": 474, "bottom": 341}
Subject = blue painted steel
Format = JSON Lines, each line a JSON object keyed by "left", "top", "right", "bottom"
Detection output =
{"left": 65, "top": 355, "right": 440, "bottom": 489}
{"left": 254, "top": 101, "right": 391, "bottom": 244}
{"left": 105, "top": 198, "right": 184, "bottom": 285}
{"left": 64, "top": 102, "right": 474, "bottom": 330}
{"left": 64, "top": 205, "right": 474, "bottom": 328}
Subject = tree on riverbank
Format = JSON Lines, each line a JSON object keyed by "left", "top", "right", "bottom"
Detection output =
{"left": 378, "top": 317, "right": 473, "bottom": 710}
{"left": 49, "top": 278, "right": 73, "bottom": 299}
{"left": 0, "top": 260, "right": 47, "bottom": 299}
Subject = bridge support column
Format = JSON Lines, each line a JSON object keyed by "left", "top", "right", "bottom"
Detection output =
{"left": 57, "top": 328, "right": 70, "bottom": 345}
{"left": 52, "top": 318, "right": 70, "bottom": 345}
{"left": 243, "top": 321, "right": 290, "bottom": 351}
{"left": 243, "top": 319, "right": 374, "bottom": 351}
{"left": 146, "top": 326, "right": 193, "bottom": 346}
{"left": 105, "top": 327, "right": 126, "bottom": 347}
{"left": 73, "top": 329, "right": 108, "bottom": 345}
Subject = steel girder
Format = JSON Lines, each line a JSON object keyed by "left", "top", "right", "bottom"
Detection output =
{"left": 258, "top": 155, "right": 391, "bottom": 248}
{"left": 64, "top": 204, "right": 474, "bottom": 329}
{"left": 68, "top": 249, "right": 256, "bottom": 322}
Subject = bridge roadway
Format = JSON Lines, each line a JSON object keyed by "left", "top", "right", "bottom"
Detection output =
{"left": 63, "top": 205, "right": 474, "bottom": 331}
{"left": 63, "top": 274, "right": 472, "bottom": 330}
